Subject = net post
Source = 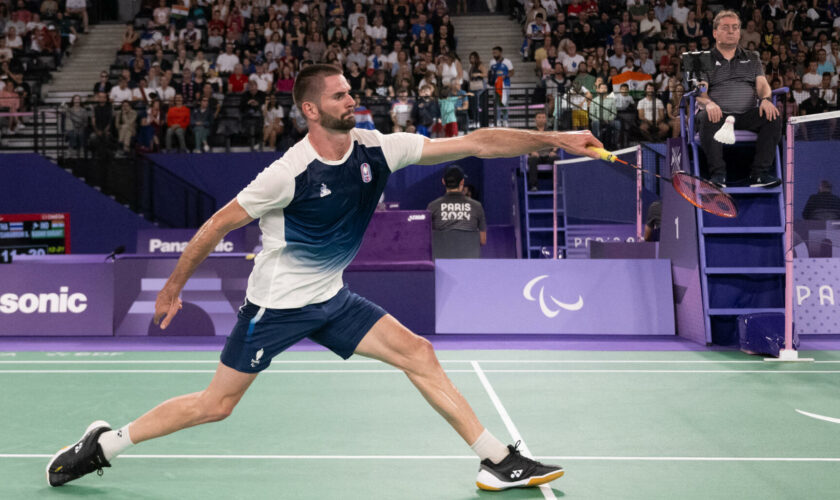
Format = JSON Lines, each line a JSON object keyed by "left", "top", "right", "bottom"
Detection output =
{"left": 636, "top": 145, "right": 643, "bottom": 240}
{"left": 552, "top": 162, "right": 558, "bottom": 259}
{"left": 766, "top": 117, "right": 813, "bottom": 362}
{"left": 784, "top": 118, "right": 794, "bottom": 355}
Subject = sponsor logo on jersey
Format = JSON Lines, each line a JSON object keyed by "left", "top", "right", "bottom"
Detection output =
{"left": 360, "top": 163, "right": 372, "bottom": 183}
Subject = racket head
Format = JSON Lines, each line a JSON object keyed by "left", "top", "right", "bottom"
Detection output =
{"left": 670, "top": 171, "right": 738, "bottom": 218}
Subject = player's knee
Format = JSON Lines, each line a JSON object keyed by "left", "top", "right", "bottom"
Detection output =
{"left": 205, "top": 400, "right": 235, "bottom": 422}
{"left": 197, "top": 393, "right": 237, "bottom": 423}
{"left": 408, "top": 335, "right": 438, "bottom": 369}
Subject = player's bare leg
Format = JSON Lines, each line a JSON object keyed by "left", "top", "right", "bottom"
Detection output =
{"left": 129, "top": 362, "right": 257, "bottom": 442}
{"left": 355, "top": 314, "right": 483, "bottom": 442}
{"left": 354, "top": 315, "right": 564, "bottom": 490}
{"left": 47, "top": 363, "right": 257, "bottom": 486}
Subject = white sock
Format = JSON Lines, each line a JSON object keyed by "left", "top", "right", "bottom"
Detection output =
{"left": 98, "top": 424, "right": 134, "bottom": 461}
{"left": 469, "top": 429, "right": 509, "bottom": 464}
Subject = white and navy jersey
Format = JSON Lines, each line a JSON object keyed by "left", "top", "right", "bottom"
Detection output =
{"left": 237, "top": 128, "right": 425, "bottom": 308}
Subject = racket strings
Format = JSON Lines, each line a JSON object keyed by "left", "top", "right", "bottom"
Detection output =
{"left": 597, "top": 149, "right": 738, "bottom": 218}
{"left": 672, "top": 172, "right": 737, "bottom": 218}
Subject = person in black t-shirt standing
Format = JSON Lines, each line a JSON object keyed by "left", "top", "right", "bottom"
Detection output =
{"left": 88, "top": 91, "right": 113, "bottom": 157}
{"left": 427, "top": 165, "right": 487, "bottom": 258}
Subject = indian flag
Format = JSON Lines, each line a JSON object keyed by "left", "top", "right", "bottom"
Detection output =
{"left": 611, "top": 71, "right": 653, "bottom": 98}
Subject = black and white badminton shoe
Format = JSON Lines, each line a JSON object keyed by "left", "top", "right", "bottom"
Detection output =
{"left": 46, "top": 420, "right": 112, "bottom": 487}
{"left": 475, "top": 442, "right": 564, "bottom": 491}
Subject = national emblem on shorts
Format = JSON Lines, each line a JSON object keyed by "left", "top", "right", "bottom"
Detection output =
{"left": 360, "top": 163, "right": 372, "bottom": 183}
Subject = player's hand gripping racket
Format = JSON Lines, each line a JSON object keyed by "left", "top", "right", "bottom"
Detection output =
{"left": 587, "top": 146, "right": 737, "bottom": 218}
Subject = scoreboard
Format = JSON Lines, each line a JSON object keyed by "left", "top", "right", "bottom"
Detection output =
{"left": 0, "top": 213, "right": 70, "bottom": 261}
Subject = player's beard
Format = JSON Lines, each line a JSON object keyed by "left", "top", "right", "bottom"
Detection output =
{"left": 319, "top": 108, "right": 355, "bottom": 131}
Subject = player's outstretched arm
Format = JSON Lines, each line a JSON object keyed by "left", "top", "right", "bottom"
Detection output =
{"left": 154, "top": 199, "right": 254, "bottom": 329}
{"left": 415, "top": 128, "right": 604, "bottom": 165}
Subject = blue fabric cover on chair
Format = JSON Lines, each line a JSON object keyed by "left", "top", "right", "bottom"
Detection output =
{"left": 737, "top": 312, "right": 799, "bottom": 357}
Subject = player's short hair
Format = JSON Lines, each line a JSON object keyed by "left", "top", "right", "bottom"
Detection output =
{"left": 292, "top": 63, "right": 343, "bottom": 111}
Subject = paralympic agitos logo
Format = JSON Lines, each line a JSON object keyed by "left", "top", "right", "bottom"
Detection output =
{"left": 522, "top": 275, "right": 583, "bottom": 318}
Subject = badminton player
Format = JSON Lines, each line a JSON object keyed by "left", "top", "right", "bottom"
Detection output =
{"left": 47, "top": 64, "right": 602, "bottom": 492}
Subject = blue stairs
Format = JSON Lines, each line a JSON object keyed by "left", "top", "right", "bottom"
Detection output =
{"left": 692, "top": 151, "right": 786, "bottom": 345}
{"left": 522, "top": 161, "right": 567, "bottom": 259}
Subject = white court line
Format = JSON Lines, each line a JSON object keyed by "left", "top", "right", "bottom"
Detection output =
{"left": 0, "top": 359, "right": 807, "bottom": 364}
{"left": 472, "top": 361, "right": 556, "bottom": 500}
{"left": 0, "top": 369, "right": 427, "bottom": 374}
{"left": 5, "top": 454, "right": 840, "bottom": 462}
{"left": 466, "top": 369, "right": 840, "bottom": 374}
{"left": 796, "top": 409, "right": 840, "bottom": 425}
{"left": 1, "top": 358, "right": 838, "bottom": 365}
{"left": 1, "top": 369, "right": 839, "bottom": 374}
{"left": 6, "top": 454, "right": 476, "bottom": 460}
{"left": 540, "top": 456, "right": 840, "bottom": 462}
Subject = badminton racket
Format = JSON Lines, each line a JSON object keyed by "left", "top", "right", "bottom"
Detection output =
{"left": 587, "top": 146, "right": 738, "bottom": 218}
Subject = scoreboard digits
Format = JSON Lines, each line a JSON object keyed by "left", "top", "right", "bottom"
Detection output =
{"left": 0, "top": 213, "right": 70, "bottom": 258}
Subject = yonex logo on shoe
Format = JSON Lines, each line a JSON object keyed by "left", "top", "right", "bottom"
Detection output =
{"left": 251, "top": 348, "right": 264, "bottom": 368}
{"left": 510, "top": 469, "right": 522, "bottom": 478}
{"left": 74, "top": 443, "right": 83, "bottom": 454}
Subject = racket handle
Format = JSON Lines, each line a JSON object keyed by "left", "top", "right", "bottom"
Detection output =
{"left": 587, "top": 146, "right": 616, "bottom": 162}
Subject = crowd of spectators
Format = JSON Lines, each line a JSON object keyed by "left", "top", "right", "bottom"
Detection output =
{"left": 519, "top": 0, "right": 840, "bottom": 144}
{"left": 0, "top": 0, "right": 85, "bottom": 134}
{"left": 66, "top": 0, "right": 486, "bottom": 154}
{"left": 55, "top": 0, "right": 840, "bottom": 155}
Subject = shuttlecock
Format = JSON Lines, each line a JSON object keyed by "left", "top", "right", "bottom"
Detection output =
{"left": 714, "top": 115, "right": 736, "bottom": 144}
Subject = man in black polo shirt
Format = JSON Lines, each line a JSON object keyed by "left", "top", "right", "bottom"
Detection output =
{"left": 802, "top": 180, "right": 840, "bottom": 221}
{"left": 427, "top": 165, "right": 487, "bottom": 259}
{"left": 696, "top": 10, "right": 782, "bottom": 188}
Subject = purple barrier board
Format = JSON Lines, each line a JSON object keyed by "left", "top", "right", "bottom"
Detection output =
{"left": 565, "top": 224, "right": 639, "bottom": 259}
{"left": 113, "top": 255, "right": 436, "bottom": 336}
{"left": 794, "top": 258, "right": 840, "bottom": 334}
{"left": 435, "top": 259, "right": 674, "bottom": 334}
{"left": 344, "top": 270, "right": 435, "bottom": 334}
{"left": 136, "top": 228, "right": 256, "bottom": 255}
{"left": 351, "top": 210, "right": 432, "bottom": 264}
{"left": 114, "top": 255, "right": 252, "bottom": 336}
{"left": 0, "top": 261, "right": 114, "bottom": 335}
{"left": 589, "top": 241, "right": 657, "bottom": 259}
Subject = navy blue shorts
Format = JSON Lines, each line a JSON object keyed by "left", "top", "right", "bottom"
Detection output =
{"left": 220, "top": 286, "right": 387, "bottom": 373}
